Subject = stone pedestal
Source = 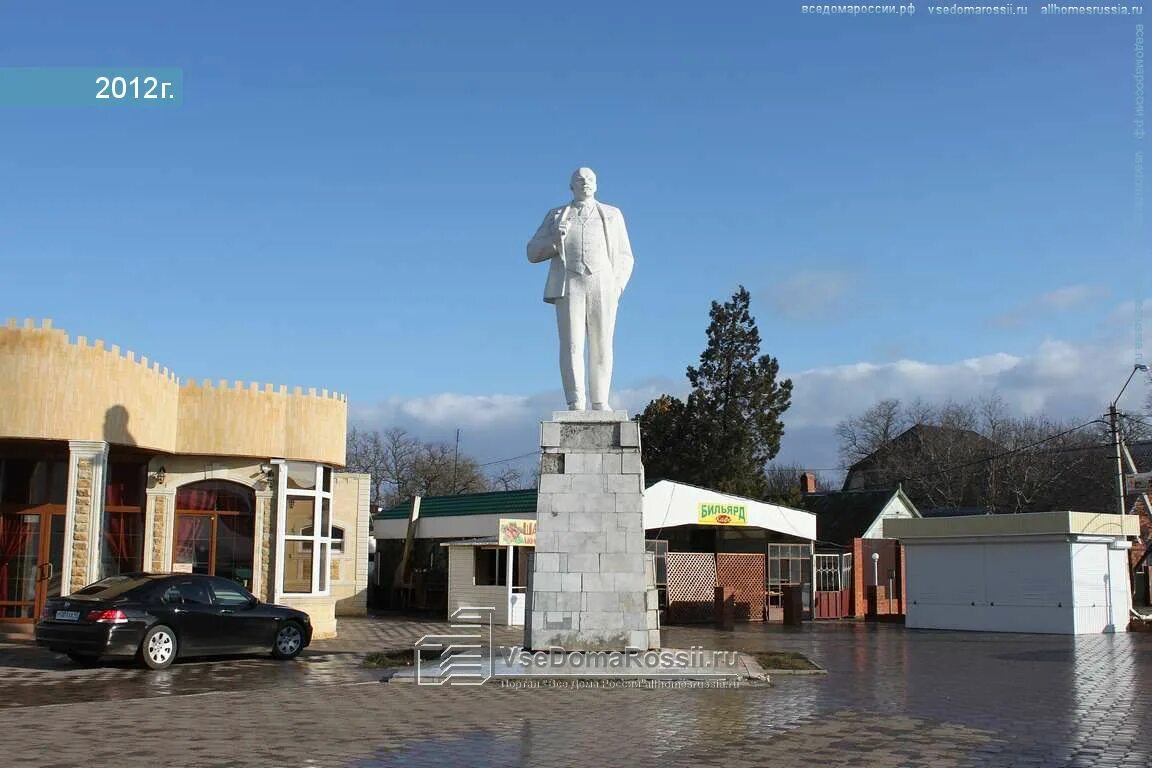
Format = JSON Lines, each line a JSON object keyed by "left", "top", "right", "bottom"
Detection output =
{"left": 525, "top": 411, "right": 660, "bottom": 651}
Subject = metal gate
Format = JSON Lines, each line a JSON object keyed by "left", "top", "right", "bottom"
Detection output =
{"left": 814, "top": 552, "right": 852, "bottom": 619}
{"left": 665, "top": 552, "right": 717, "bottom": 623}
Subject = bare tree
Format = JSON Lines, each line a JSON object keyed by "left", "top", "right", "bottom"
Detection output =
{"left": 489, "top": 465, "right": 527, "bottom": 492}
{"left": 345, "top": 427, "right": 490, "bottom": 508}
{"left": 981, "top": 413, "right": 1100, "bottom": 513}
{"left": 409, "top": 442, "right": 488, "bottom": 497}
{"left": 344, "top": 427, "right": 414, "bottom": 508}
{"left": 837, "top": 397, "right": 1104, "bottom": 513}
{"left": 762, "top": 462, "right": 830, "bottom": 506}
{"left": 835, "top": 398, "right": 907, "bottom": 467}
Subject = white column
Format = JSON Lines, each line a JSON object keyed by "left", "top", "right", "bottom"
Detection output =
{"left": 65, "top": 440, "right": 109, "bottom": 590}
{"left": 506, "top": 544, "right": 515, "bottom": 626}
{"left": 143, "top": 488, "right": 156, "bottom": 571}
{"left": 271, "top": 459, "right": 287, "bottom": 604}
{"left": 253, "top": 488, "right": 274, "bottom": 598}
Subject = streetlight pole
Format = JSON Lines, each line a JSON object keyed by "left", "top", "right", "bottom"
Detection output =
{"left": 1111, "top": 364, "right": 1150, "bottom": 519}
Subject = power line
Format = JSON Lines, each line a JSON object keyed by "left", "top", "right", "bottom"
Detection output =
{"left": 478, "top": 450, "right": 539, "bottom": 468}
{"left": 764, "top": 467, "right": 845, "bottom": 473}
{"left": 892, "top": 419, "right": 1104, "bottom": 485}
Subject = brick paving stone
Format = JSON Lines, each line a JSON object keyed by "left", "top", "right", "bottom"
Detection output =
{"left": 0, "top": 617, "right": 1149, "bottom": 766}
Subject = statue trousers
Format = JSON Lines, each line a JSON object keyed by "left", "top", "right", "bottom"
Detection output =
{"left": 555, "top": 268, "right": 618, "bottom": 409}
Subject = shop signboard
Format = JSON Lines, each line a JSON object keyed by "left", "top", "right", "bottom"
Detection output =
{"left": 1126, "top": 471, "right": 1152, "bottom": 493}
{"left": 697, "top": 502, "right": 747, "bottom": 526}
{"left": 498, "top": 518, "right": 537, "bottom": 546}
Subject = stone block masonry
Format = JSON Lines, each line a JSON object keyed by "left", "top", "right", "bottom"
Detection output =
{"left": 526, "top": 411, "right": 660, "bottom": 651}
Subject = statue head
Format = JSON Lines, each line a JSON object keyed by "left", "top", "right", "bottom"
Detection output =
{"left": 569, "top": 167, "right": 597, "bottom": 202}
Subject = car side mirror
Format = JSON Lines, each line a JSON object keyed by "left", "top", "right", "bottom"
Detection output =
{"left": 249, "top": 596, "right": 259, "bottom": 607}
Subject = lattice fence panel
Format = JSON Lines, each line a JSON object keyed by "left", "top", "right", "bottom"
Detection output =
{"left": 716, "top": 553, "right": 766, "bottom": 623}
{"left": 665, "top": 552, "right": 717, "bottom": 624}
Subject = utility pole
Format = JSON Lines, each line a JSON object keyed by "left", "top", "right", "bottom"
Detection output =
{"left": 1111, "top": 404, "right": 1126, "bottom": 519}
{"left": 1111, "top": 363, "right": 1150, "bottom": 518}
{"left": 451, "top": 428, "right": 460, "bottom": 494}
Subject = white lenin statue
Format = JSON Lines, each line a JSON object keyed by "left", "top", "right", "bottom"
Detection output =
{"left": 527, "top": 168, "right": 634, "bottom": 411}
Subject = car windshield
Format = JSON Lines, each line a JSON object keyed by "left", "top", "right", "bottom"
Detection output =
{"left": 72, "top": 574, "right": 153, "bottom": 599}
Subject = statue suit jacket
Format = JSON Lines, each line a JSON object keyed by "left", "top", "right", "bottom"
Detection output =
{"left": 527, "top": 201, "right": 634, "bottom": 305}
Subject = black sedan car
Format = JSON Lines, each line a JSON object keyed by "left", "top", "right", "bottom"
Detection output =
{"left": 35, "top": 573, "right": 313, "bottom": 669}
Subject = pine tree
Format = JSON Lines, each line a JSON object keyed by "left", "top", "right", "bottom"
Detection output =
{"left": 637, "top": 286, "right": 793, "bottom": 498}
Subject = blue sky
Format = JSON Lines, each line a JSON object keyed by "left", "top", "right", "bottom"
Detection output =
{"left": 2, "top": 3, "right": 1149, "bottom": 473}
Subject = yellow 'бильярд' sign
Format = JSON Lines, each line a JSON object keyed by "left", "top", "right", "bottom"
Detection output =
{"left": 697, "top": 502, "right": 747, "bottom": 526}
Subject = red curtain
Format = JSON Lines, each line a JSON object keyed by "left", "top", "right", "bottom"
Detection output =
{"left": 104, "top": 512, "right": 126, "bottom": 561}
{"left": 176, "top": 516, "right": 195, "bottom": 548}
{"left": 177, "top": 488, "right": 217, "bottom": 511}
{"left": 0, "top": 516, "right": 33, "bottom": 601}
{"left": 176, "top": 485, "right": 249, "bottom": 513}
{"left": 102, "top": 512, "right": 142, "bottom": 574}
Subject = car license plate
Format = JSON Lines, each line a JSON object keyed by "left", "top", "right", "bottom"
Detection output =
{"left": 55, "top": 610, "right": 80, "bottom": 621}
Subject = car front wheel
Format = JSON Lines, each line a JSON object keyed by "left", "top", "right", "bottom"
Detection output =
{"left": 140, "top": 625, "right": 178, "bottom": 670}
{"left": 271, "top": 621, "right": 304, "bottom": 660}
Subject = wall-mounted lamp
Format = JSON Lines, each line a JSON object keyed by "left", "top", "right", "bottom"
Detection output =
{"left": 150, "top": 466, "right": 167, "bottom": 485}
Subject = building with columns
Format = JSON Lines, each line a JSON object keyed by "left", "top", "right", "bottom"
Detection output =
{"left": 0, "top": 318, "right": 370, "bottom": 639}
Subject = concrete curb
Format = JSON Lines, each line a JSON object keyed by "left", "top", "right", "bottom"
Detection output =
{"left": 379, "top": 649, "right": 776, "bottom": 686}
{"left": 745, "top": 653, "right": 826, "bottom": 676}
{"left": 758, "top": 667, "right": 828, "bottom": 676}
{"left": 382, "top": 673, "right": 773, "bottom": 686}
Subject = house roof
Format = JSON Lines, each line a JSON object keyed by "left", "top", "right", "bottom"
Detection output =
{"left": 920, "top": 506, "right": 992, "bottom": 518}
{"left": 848, "top": 424, "right": 1001, "bottom": 474}
{"left": 374, "top": 489, "right": 538, "bottom": 520}
{"left": 437, "top": 537, "right": 500, "bottom": 547}
{"left": 800, "top": 489, "right": 905, "bottom": 546}
{"left": 644, "top": 480, "right": 816, "bottom": 540}
{"left": 373, "top": 482, "right": 818, "bottom": 541}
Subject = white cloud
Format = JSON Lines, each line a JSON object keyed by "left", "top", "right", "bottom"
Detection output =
{"left": 766, "top": 268, "right": 855, "bottom": 320}
{"left": 350, "top": 336, "right": 1151, "bottom": 481}
{"left": 1106, "top": 297, "right": 1152, "bottom": 326}
{"left": 991, "top": 283, "right": 1110, "bottom": 328}
{"left": 1039, "top": 284, "right": 1108, "bottom": 311}
{"left": 348, "top": 381, "right": 681, "bottom": 472}
{"left": 774, "top": 336, "right": 1149, "bottom": 470}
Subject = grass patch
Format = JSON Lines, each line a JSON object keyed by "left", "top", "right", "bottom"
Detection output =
{"left": 362, "top": 649, "right": 417, "bottom": 668}
{"left": 751, "top": 651, "right": 819, "bottom": 671}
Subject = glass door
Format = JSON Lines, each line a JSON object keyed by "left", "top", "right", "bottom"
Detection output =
{"left": 37, "top": 513, "right": 66, "bottom": 618}
{"left": 173, "top": 514, "right": 214, "bottom": 575}
{"left": 173, "top": 482, "right": 256, "bottom": 589}
{"left": 0, "top": 513, "right": 42, "bottom": 621}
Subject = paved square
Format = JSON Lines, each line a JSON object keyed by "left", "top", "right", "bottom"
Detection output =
{"left": 1, "top": 617, "right": 1149, "bottom": 767}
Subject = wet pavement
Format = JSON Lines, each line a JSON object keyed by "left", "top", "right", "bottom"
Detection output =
{"left": 0, "top": 617, "right": 1149, "bottom": 767}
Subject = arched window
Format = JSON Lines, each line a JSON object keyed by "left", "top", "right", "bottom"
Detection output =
{"left": 173, "top": 481, "right": 256, "bottom": 589}
{"left": 331, "top": 525, "right": 344, "bottom": 553}
{"left": 300, "top": 524, "right": 344, "bottom": 553}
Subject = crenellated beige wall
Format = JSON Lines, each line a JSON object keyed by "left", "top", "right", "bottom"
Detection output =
{"left": 0, "top": 319, "right": 179, "bottom": 451}
{"left": 0, "top": 319, "right": 347, "bottom": 465}
{"left": 177, "top": 381, "right": 346, "bottom": 467}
